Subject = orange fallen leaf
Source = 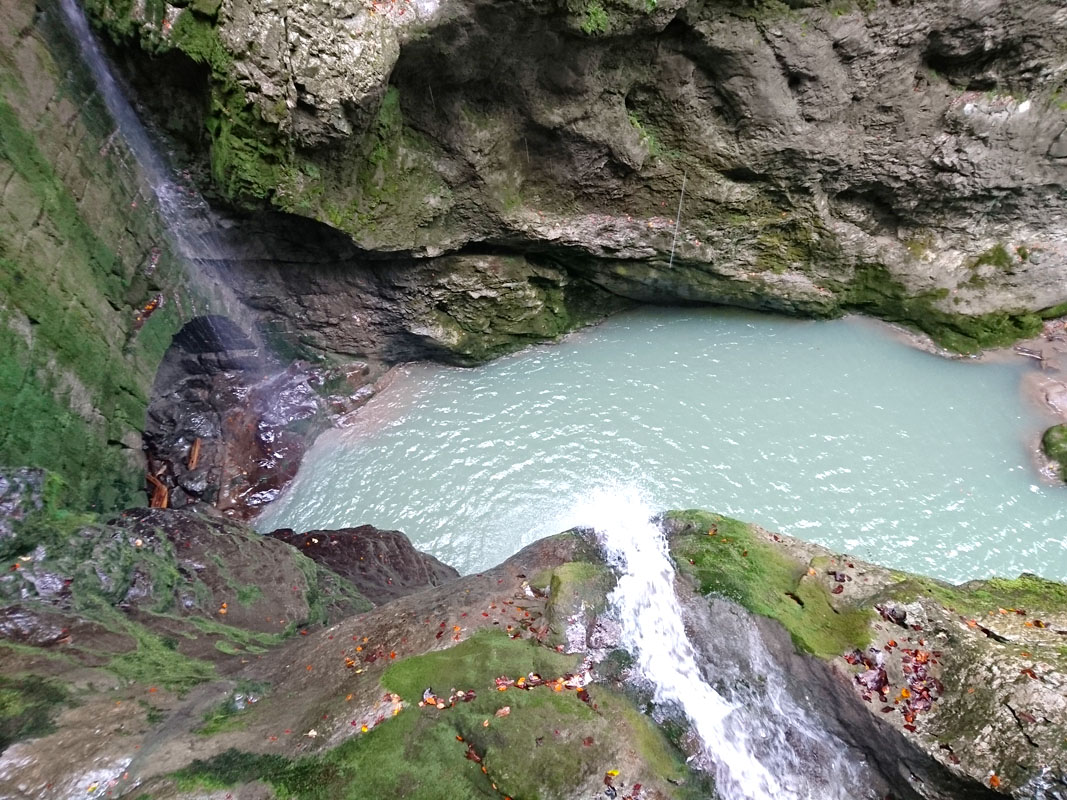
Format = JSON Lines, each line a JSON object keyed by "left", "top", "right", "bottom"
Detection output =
{"left": 990, "top": 774, "right": 1000, "bottom": 789}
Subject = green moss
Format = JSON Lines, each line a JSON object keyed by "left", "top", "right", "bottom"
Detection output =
{"left": 0, "top": 675, "right": 68, "bottom": 750}
{"left": 169, "top": 10, "right": 231, "bottom": 73}
{"left": 536, "top": 562, "right": 615, "bottom": 647}
{"left": 178, "top": 633, "right": 697, "bottom": 799}
{"left": 1041, "top": 302, "right": 1067, "bottom": 321}
{"left": 885, "top": 572, "right": 1067, "bottom": 619}
{"left": 197, "top": 681, "right": 267, "bottom": 736}
{"left": 0, "top": 94, "right": 171, "bottom": 509}
{"left": 842, "top": 264, "right": 1042, "bottom": 353}
{"left": 1042, "top": 424, "right": 1067, "bottom": 482}
{"left": 206, "top": 82, "right": 288, "bottom": 205}
{"left": 383, "top": 631, "right": 580, "bottom": 699}
{"left": 0, "top": 475, "right": 97, "bottom": 561}
{"left": 138, "top": 699, "right": 167, "bottom": 724}
{"left": 579, "top": 1, "right": 610, "bottom": 34}
{"left": 668, "top": 510, "right": 873, "bottom": 659}
{"left": 106, "top": 615, "right": 216, "bottom": 691}
{"left": 973, "top": 243, "right": 1013, "bottom": 270}
{"left": 235, "top": 584, "right": 264, "bottom": 607}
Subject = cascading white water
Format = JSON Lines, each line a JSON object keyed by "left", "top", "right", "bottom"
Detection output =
{"left": 583, "top": 489, "right": 874, "bottom": 800}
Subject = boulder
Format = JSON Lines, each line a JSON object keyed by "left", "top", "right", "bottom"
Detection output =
{"left": 268, "top": 525, "right": 460, "bottom": 605}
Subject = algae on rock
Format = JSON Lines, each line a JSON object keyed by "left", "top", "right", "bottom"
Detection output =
{"left": 1041, "top": 423, "right": 1067, "bottom": 481}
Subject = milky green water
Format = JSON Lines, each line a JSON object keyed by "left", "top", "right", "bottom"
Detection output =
{"left": 257, "top": 308, "right": 1066, "bottom": 580}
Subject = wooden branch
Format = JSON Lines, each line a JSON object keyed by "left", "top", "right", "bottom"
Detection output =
{"left": 146, "top": 472, "right": 169, "bottom": 509}
{"left": 187, "top": 437, "right": 202, "bottom": 471}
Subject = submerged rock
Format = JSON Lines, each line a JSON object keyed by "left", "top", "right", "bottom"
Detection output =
{"left": 1041, "top": 424, "right": 1067, "bottom": 481}
{"left": 268, "top": 525, "right": 460, "bottom": 605}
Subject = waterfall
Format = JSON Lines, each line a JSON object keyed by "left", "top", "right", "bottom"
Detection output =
{"left": 54, "top": 0, "right": 259, "bottom": 336}
{"left": 582, "top": 489, "right": 875, "bottom": 800}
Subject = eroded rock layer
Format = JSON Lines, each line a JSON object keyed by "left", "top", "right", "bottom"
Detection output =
{"left": 83, "top": 0, "right": 1067, "bottom": 355}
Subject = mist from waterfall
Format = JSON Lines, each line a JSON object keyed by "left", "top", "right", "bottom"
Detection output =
{"left": 582, "top": 488, "right": 877, "bottom": 800}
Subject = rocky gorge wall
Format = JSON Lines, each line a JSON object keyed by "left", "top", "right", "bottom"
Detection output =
{"left": 0, "top": 0, "right": 197, "bottom": 510}
{"left": 81, "top": 0, "right": 1067, "bottom": 356}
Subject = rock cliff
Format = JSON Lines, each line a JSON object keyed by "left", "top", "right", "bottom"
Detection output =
{"left": 0, "top": 0, "right": 195, "bottom": 510}
{"left": 4, "top": 498, "right": 1066, "bottom": 798}
{"left": 83, "top": 0, "right": 1067, "bottom": 355}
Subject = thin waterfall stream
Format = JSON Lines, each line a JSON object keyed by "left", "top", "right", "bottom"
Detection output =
{"left": 54, "top": 0, "right": 258, "bottom": 334}
{"left": 585, "top": 489, "right": 876, "bottom": 800}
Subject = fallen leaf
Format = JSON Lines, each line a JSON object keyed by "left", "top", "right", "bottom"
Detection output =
{"left": 495, "top": 706, "right": 511, "bottom": 718}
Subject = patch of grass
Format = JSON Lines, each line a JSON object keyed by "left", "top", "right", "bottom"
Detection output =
{"left": 668, "top": 511, "right": 873, "bottom": 659}
{"left": 138, "top": 700, "right": 166, "bottom": 724}
{"left": 382, "top": 631, "right": 580, "bottom": 699}
{"left": 0, "top": 675, "right": 68, "bottom": 749}
{"left": 107, "top": 623, "right": 215, "bottom": 692}
{"left": 234, "top": 582, "right": 263, "bottom": 607}
{"left": 628, "top": 111, "right": 662, "bottom": 157}
{"left": 535, "top": 562, "right": 615, "bottom": 647}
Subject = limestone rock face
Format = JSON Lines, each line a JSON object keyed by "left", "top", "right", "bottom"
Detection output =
{"left": 87, "top": 0, "right": 1067, "bottom": 353}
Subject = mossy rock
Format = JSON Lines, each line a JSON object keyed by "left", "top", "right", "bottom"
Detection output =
{"left": 1042, "top": 424, "right": 1067, "bottom": 481}
{"left": 174, "top": 631, "right": 705, "bottom": 799}
{"left": 665, "top": 510, "right": 873, "bottom": 659}
{"left": 840, "top": 264, "right": 1044, "bottom": 354}
{"left": 0, "top": 507, "right": 370, "bottom": 691}
{"left": 0, "top": 674, "right": 68, "bottom": 750}
{"left": 534, "top": 561, "right": 616, "bottom": 649}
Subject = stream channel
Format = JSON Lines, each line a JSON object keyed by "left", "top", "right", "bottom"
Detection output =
{"left": 257, "top": 307, "right": 1066, "bottom": 581}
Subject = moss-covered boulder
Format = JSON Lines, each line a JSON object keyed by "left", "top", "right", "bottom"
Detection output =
{"left": 0, "top": 506, "right": 371, "bottom": 690}
{"left": 665, "top": 510, "right": 1067, "bottom": 796}
{"left": 1041, "top": 424, "right": 1067, "bottom": 481}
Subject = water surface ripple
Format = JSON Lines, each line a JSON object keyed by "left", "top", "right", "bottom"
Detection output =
{"left": 258, "top": 309, "right": 1066, "bottom": 580}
